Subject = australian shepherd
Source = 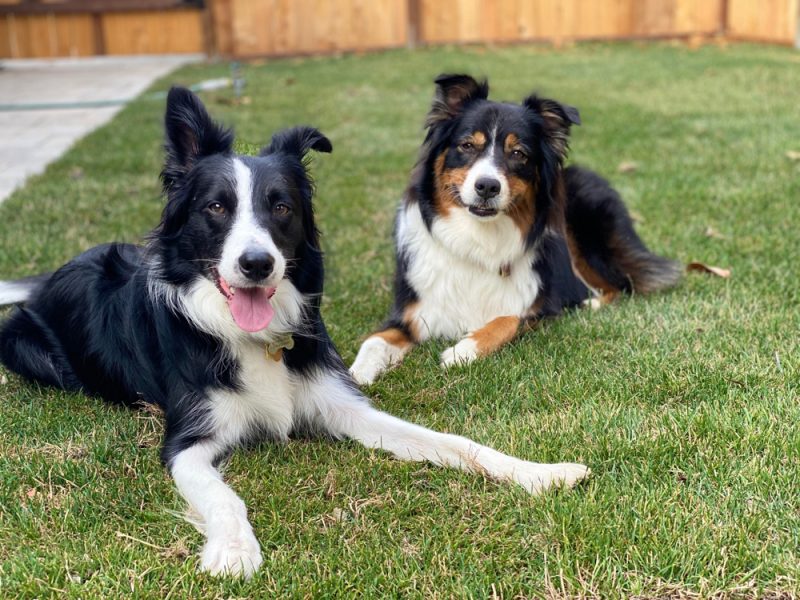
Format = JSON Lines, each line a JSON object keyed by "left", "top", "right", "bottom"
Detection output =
{"left": 350, "top": 74, "right": 682, "bottom": 385}
{"left": 0, "top": 87, "right": 588, "bottom": 578}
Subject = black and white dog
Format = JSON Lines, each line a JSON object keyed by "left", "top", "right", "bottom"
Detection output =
{"left": 0, "top": 88, "right": 588, "bottom": 577}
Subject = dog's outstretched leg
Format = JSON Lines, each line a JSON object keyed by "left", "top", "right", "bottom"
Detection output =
{"left": 300, "top": 369, "right": 589, "bottom": 494}
{"left": 168, "top": 440, "right": 263, "bottom": 578}
{"left": 350, "top": 327, "right": 415, "bottom": 386}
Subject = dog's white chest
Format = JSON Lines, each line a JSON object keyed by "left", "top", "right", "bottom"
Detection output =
{"left": 209, "top": 344, "right": 295, "bottom": 446}
{"left": 397, "top": 205, "right": 540, "bottom": 340}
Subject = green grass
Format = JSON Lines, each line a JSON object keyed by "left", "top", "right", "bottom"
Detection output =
{"left": 1, "top": 42, "right": 799, "bottom": 598}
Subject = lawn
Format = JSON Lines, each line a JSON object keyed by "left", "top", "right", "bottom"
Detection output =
{"left": 1, "top": 42, "right": 799, "bottom": 598}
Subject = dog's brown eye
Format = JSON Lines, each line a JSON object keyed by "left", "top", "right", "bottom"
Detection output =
{"left": 511, "top": 149, "right": 527, "bottom": 160}
{"left": 207, "top": 202, "right": 225, "bottom": 215}
{"left": 273, "top": 203, "right": 291, "bottom": 216}
{"left": 459, "top": 141, "right": 475, "bottom": 152}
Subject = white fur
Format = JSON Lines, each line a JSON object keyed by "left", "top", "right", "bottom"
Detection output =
{"left": 440, "top": 337, "right": 479, "bottom": 368}
{"left": 149, "top": 162, "right": 585, "bottom": 577}
{"left": 171, "top": 276, "right": 306, "bottom": 347}
{"left": 584, "top": 297, "right": 603, "bottom": 311}
{"left": 295, "top": 369, "right": 589, "bottom": 494}
{"left": 218, "top": 159, "right": 286, "bottom": 290}
{"left": 349, "top": 202, "right": 540, "bottom": 381}
{"left": 164, "top": 289, "right": 300, "bottom": 578}
{"left": 0, "top": 281, "right": 34, "bottom": 305}
{"left": 171, "top": 351, "right": 587, "bottom": 578}
{"left": 460, "top": 154, "right": 511, "bottom": 211}
{"left": 170, "top": 441, "right": 263, "bottom": 578}
{"left": 349, "top": 335, "right": 410, "bottom": 386}
{"left": 397, "top": 203, "right": 539, "bottom": 341}
{"left": 208, "top": 344, "right": 296, "bottom": 445}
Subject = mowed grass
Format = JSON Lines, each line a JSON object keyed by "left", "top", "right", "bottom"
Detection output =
{"left": 1, "top": 42, "right": 799, "bottom": 598}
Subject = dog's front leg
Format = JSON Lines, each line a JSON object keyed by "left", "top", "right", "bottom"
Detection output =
{"left": 350, "top": 327, "right": 416, "bottom": 385}
{"left": 169, "top": 441, "right": 262, "bottom": 578}
{"left": 300, "top": 369, "right": 588, "bottom": 494}
{"left": 440, "top": 315, "right": 521, "bottom": 368}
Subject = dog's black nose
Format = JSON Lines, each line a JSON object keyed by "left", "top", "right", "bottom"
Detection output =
{"left": 475, "top": 177, "right": 501, "bottom": 200}
{"left": 238, "top": 250, "right": 274, "bottom": 282}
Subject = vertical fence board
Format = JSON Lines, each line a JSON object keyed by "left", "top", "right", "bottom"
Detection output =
{"left": 728, "top": 0, "right": 799, "bottom": 43}
{"left": 101, "top": 9, "right": 204, "bottom": 55}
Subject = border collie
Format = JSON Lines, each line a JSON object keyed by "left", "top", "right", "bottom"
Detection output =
{"left": 0, "top": 88, "right": 589, "bottom": 578}
{"left": 350, "top": 74, "right": 682, "bottom": 385}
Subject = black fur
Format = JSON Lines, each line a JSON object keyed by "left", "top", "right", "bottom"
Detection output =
{"left": 384, "top": 73, "right": 680, "bottom": 341}
{"left": 0, "top": 87, "right": 343, "bottom": 465}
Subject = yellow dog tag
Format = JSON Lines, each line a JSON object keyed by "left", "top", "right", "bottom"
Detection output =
{"left": 266, "top": 334, "right": 294, "bottom": 362}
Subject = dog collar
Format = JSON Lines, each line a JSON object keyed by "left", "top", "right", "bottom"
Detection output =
{"left": 265, "top": 333, "right": 294, "bottom": 361}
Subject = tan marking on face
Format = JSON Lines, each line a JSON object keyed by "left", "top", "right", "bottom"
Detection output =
{"left": 469, "top": 316, "right": 521, "bottom": 357}
{"left": 434, "top": 151, "right": 468, "bottom": 216}
{"left": 374, "top": 327, "right": 413, "bottom": 350}
{"left": 402, "top": 301, "right": 421, "bottom": 342}
{"left": 471, "top": 131, "right": 486, "bottom": 148}
{"left": 506, "top": 173, "right": 536, "bottom": 236}
{"left": 504, "top": 133, "right": 522, "bottom": 154}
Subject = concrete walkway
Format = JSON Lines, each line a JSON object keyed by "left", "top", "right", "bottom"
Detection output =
{"left": 0, "top": 54, "right": 201, "bottom": 203}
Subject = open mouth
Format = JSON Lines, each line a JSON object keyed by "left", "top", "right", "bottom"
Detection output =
{"left": 468, "top": 205, "right": 499, "bottom": 218}
{"left": 214, "top": 270, "right": 277, "bottom": 333}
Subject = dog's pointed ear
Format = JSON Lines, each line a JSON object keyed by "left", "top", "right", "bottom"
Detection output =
{"left": 524, "top": 95, "right": 581, "bottom": 159}
{"left": 426, "top": 74, "right": 489, "bottom": 128}
{"left": 260, "top": 126, "right": 332, "bottom": 159}
{"left": 162, "top": 87, "right": 233, "bottom": 191}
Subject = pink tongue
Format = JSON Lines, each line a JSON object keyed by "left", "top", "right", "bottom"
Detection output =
{"left": 228, "top": 287, "right": 275, "bottom": 332}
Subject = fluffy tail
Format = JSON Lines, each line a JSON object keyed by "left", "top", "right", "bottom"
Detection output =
{"left": 0, "top": 274, "right": 51, "bottom": 306}
{"left": 564, "top": 166, "right": 682, "bottom": 295}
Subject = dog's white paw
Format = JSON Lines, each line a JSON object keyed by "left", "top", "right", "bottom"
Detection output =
{"left": 200, "top": 519, "right": 262, "bottom": 578}
{"left": 440, "top": 338, "right": 479, "bottom": 368}
{"left": 511, "top": 461, "right": 590, "bottom": 495}
{"left": 349, "top": 360, "right": 379, "bottom": 386}
{"left": 582, "top": 297, "right": 603, "bottom": 311}
{"left": 350, "top": 336, "right": 401, "bottom": 385}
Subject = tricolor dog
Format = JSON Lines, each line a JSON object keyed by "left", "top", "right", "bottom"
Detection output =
{"left": 350, "top": 74, "right": 681, "bottom": 385}
{"left": 0, "top": 88, "right": 588, "bottom": 578}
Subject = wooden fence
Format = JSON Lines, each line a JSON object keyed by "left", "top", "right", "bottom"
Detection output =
{"left": 1, "top": 0, "right": 798, "bottom": 60}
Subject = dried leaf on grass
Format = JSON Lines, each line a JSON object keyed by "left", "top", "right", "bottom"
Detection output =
{"left": 704, "top": 226, "right": 726, "bottom": 239}
{"left": 687, "top": 262, "right": 731, "bottom": 278}
{"left": 786, "top": 150, "right": 800, "bottom": 161}
{"left": 617, "top": 161, "right": 638, "bottom": 173}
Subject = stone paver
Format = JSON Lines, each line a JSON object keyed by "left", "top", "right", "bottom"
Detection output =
{"left": 0, "top": 54, "right": 201, "bottom": 203}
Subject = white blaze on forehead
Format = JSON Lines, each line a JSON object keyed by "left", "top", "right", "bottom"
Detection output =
{"left": 460, "top": 147, "right": 510, "bottom": 209}
{"left": 217, "top": 158, "right": 286, "bottom": 287}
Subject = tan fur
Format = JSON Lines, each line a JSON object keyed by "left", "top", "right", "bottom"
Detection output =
{"left": 470, "top": 131, "right": 487, "bottom": 148}
{"left": 374, "top": 328, "right": 413, "bottom": 350}
{"left": 503, "top": 133, "right": 521, "bottom": 154}
{"left": 402, "top": 302, "right": 421, "bottom": 342}
{"left": 469, "top": 316, "right": 521, "bottom": 357}
{"left": 434, "top": 151, "right": 468, "bottom": 216}
{"left": 506, "top": 174, "right": 536, "bottom": 235}
{"left": 565, "top": 230, "right": 616, "bottom": 294}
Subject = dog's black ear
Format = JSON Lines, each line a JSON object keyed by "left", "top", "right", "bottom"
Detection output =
{"left": 260, "top": 126, "right": 333, "bottom": 158}
{"left": 426, "top": 74, "right": 489, "bottom": 128}
{"left": 523, "top": 95, "right": 581, "bottom": 158}
{"left": 162, "top": 87, "right": 233, "bottom": 191}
